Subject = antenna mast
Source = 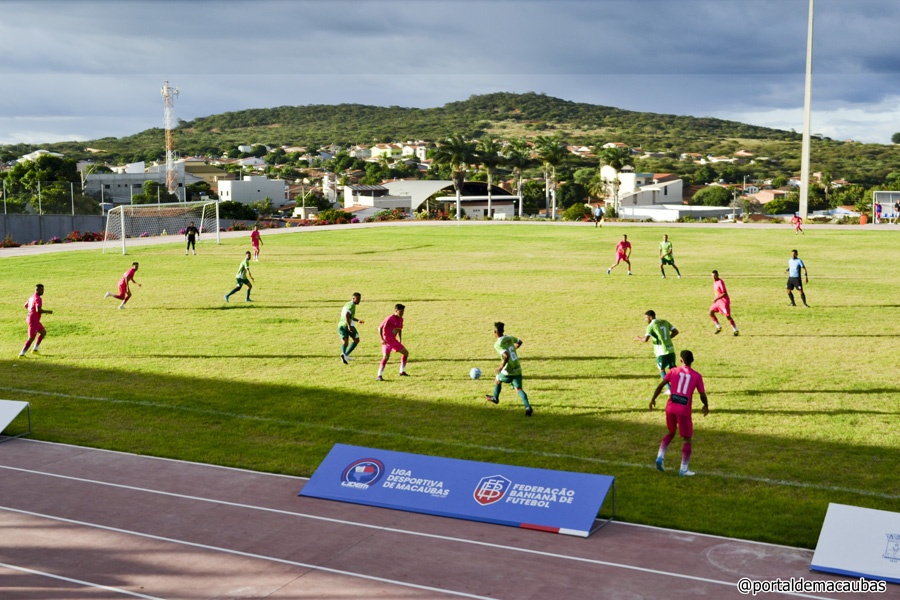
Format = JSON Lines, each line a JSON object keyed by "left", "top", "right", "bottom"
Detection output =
{"left": 161, "top": 80, "right": 180, "bottom": 197}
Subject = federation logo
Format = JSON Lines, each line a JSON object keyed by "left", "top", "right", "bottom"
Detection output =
{"left": 473, "top": 475, "right": 512, "bottom": 506}
{"left": 341, "top": 458, "right": 385, "bottom": 488}
{"left": 884, "top": 533, "right": 900, "bottom": 563}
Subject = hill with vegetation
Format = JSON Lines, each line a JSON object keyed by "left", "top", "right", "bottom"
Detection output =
{"left": 3, "top": 92, "right": 900, "bottom": 189}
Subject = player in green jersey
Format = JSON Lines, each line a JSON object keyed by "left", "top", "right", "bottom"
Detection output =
{"left": 636, "top": 310, "right": 679, "bottom": 378}
{"left": 224, "top": 251, "right": 254, "bottom": 302}
{"left": 339, "top": 293, "right": 364, "bottom": 364}
{"left": 485, "top": 322, "right": 533, "bottom": 416}
{"left": 659, "top": 234, "right": 681, "bottom": 279}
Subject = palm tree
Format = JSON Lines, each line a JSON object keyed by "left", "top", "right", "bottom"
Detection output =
{"left": 432, "top": 134, "right": 477, "bottom": 220}
{"left": 476, "top": 137, "right": 503, "bottom": 219}
{"left": 596, "top": 146, "right": 633, "bottom": 215}
{"left": 597, "top": 146, "right": 634, "bottom": 172}
{"left": 503, "top": 138, "right": 532, "bottom": 217}
{"left": 534, "top": 135, "right": 568, "bottom": 219}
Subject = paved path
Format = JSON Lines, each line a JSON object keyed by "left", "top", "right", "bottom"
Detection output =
{"left": 0, "top": 439, "right": 888, "bottom": 600}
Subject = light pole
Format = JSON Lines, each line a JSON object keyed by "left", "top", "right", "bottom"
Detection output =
{"left": 799, "top": 0, "right": 814, "bottom": 220}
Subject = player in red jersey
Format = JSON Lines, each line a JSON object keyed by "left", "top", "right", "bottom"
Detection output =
{"left": 709, "top": 270, "right": 738, "bottom": 336}
{"left": 20, "top": 284, "right": 52, "bottom": 356}
{"left": 649, "top": 350, "right": 709, "bottom": 476}
{"left": 606, "top": 234, "right": 632, "bottom": 275}
{"left": 251, "top": 225, "right": 263, "bottom": 261}
{"left": 104, "top": 262, "right": 140, "bottom": 309}
{"left": 376, "top": 304, "right": 408, "bottom": 380}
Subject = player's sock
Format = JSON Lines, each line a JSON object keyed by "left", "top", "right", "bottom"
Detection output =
{"left": 493, "top": 383, "right": 502, "bottom": 400}
{"left": 518, "top": 389, "right": 530, "bottom": 409}
{"left": 659, "top": 434, "right": 673, "bottom": 458}
{"left": 801, "top": 293, "right": 808, "bottom": 306}
{"left": 346, "top": 340, "right": 359, "bottom": 355}
{"left": 399, "top": 356, "right": 407, "bottom": 373}
{"left": 681, "top": 442, "right": 692, "bottom": 472}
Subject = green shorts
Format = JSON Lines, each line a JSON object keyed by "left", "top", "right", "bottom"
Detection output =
{"left": 660, "top": 256, "right": 675, "bottom": 266}
{"left": 656, "top": 353, "right": 676, "bottom": 371}
{"left": 338, "top": 324, "right": 358, "bottom": 339}
{"left": 235, "top": 277, "right": 250, "bottom": 286}
{"left": 497, "top": 372, "right": 524, "bottom": 389}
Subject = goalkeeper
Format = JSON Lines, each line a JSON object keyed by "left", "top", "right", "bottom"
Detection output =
{"left": 185, "top": 221, "right": 199, "bottom": 255}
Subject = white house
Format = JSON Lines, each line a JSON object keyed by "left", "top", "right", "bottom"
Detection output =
{"left": 341, "top": 180, "right": 516, "bottom": 219}
{"left": 370, "top": 143, "right": 402, "bottom": 159}
{"left": 349, "top": 145, "right": 372, "bottom": 159}
{"left": 401, "top": 142, "right": 428, "bottom": 161}
{"left": 18, "top": 149, "right": 64, "bottom": 163}
{"left": 599, "top": 165, "right": 684, "bottom": 209}
{"left": 218, "top": 175, "right": 286, "bottom": 204}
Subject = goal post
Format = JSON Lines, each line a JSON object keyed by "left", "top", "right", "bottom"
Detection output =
{"left": 103, "top": 201, "right": 220, "bottom": 254}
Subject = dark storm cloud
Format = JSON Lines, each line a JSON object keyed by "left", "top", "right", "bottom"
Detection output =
{"left": 0, "top": 0, "right": 898, "bottom": 143}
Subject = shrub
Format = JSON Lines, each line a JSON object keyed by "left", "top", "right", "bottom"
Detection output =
{"left": 373, "top": 208, "right": 408, "bottom": 222}
{"left": 64, "top": 230, "right": 105, "bottom": 242}
{"left": 562, "top": 203, "right": 590, "bottom": 221}
{"left": 218, "top": 201, "right": 258, "bottom": 220}
{"left": 0, "top": 233, "right": 20, "bottom": 248}
{"left": 316, "top": 209, "right": 352, "bottom": 225}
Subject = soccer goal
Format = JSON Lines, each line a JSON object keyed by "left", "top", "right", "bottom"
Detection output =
{"left": 103, "top": 201, "right": 220, "bottom": 254}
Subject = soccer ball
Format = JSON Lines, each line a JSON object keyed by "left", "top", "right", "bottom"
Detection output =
{"left": 469, "top": 367, "right": 482, "bottom": 380}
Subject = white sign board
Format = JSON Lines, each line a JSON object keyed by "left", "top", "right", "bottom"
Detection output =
{"left": 812, "top": 503, "right": 900, "bottom": 584}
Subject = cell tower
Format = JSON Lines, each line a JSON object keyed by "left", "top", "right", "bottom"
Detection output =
{"left": 161, "top": 80, "right": 180, "bottom": 197}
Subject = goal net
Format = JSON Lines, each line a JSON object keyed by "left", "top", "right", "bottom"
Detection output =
{"left": 103, "top": 201, "right": 220, "bottom": 254}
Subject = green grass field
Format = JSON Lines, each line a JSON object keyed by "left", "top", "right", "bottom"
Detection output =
{"left": 2, "top": 222, "right": 898, "bottom": 548}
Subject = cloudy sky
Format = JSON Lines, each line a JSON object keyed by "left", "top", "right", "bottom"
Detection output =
{"left": 2, "top": 0, "right": 899, "bottom": 146}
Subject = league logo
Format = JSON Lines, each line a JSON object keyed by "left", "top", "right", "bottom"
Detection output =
{"left": 341, "top": 458, "right": 385, "bottom": 488}
{"left": 473, "top": 475, "right": 512, "bottom": 506}
{"left": 884, "top": 533, "right": 900, "bottom": 563}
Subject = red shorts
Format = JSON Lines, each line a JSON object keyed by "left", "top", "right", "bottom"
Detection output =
{"left": 27, "top": 319, "right": 45, "bottom": 338}
{"left": 666, "top": 405, "right": 693, "bottom": 438}
{"left": 710, "top": 299, "right": 731, "bottom": 316}
{"left": 615, "top": 252, "right": 628, "bottom": 263}
{"left": 118, "top": 280, "right": 129, "bottom": 296}
{"left": 381, "top": 339, "right": 406, "bottom": 354}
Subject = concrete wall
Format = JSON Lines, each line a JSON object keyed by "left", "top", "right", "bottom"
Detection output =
{"left": 0, "top": 214, "right": 105, "bottom": 244}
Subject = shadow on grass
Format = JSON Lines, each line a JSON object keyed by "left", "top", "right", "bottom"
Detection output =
{"left": 352, "top": 244, "right": 434, "bottom": 255}
{"left": 713, "top": 408, "right": 900, "bottom": 416}
{"left": 748, "top": 334, "right": 898, "bottom": 338}
{"left": 0, "top": 359, "right": 896, "bottom": 549}
{"left": 740, "top": 387, "right": 900, "bottom": 396}
{"left": 535, "top": 374, "right": 657, "bottom": 381}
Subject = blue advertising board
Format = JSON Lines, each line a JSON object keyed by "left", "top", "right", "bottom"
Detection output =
{"left": 299, "top": 444, "right": 615, "bottom": 537}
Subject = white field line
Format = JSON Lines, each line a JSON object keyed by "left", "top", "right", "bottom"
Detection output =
{"left": 0, "top": 506, "right": 493, "bottom": 600}
{"left": 1, "top": 385, "right": 896, "bottom": 501}
{"left": 0, "top": 476, "right": 833, "bottom": 600}
{"left": 0, "top": 561, "right": 166, "bottom": 599}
